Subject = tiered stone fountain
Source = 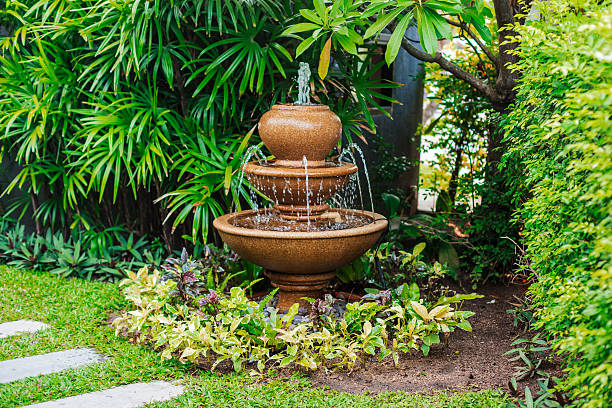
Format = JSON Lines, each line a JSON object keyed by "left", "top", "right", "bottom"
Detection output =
{"left": 214, "top": 65, "right": 388, "bottom": 310}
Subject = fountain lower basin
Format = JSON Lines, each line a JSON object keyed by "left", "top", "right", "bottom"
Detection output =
{"left": 213, "top": 209, "right": 388, "bottom": 310}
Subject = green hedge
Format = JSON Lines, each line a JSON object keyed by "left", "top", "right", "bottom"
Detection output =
{"left": 502, "top": 1, "right": 611, "bottom": 407}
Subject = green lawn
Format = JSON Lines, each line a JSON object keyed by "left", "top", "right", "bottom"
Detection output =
{"left": 0, "top": 266, "right": 509, "bottom": 408}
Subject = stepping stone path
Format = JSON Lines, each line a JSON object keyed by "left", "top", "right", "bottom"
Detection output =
{"left": 0, "top": 348, "right": 103, "bottom": 384}
{"left": 0, "top": 320, "right": 50, "bottom": 338}
{"left": 22, "top": 381, "right": 186, "bottom": 408}
{"left": 0, "top": 321, "right": 185, "bottom": 407}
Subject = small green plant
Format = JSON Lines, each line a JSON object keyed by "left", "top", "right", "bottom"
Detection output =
{"left": 161, "top": 247, "right": 241, "bottom": 304}
{"left": 508, "top": 376, "right": 568, "bottom": 408}
{"left": 504, "top": 334, "right": 551, "bottom": 381}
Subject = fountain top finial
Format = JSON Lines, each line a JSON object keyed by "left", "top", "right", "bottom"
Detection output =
{"left": 297, "top": 62, "right": 311, "bottom": 105}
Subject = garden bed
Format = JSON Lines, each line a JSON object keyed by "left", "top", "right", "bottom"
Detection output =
{"left": 244, "top": 284, "right": 560, "bottom": 398}
{"left": 113, "top": 267, "right": 561, "bottom": 398}
{"left": 309, "top": 284, "right": 549, "bottom": 393}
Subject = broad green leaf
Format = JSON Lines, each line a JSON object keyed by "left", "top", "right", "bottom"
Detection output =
{"left": 282, "top": 23, "right": 320, "bottom": 36}
{"left": 385, "top": 12, "right": 412, "bottom": 65}
{"left": 413, "top": 242, "right": 426, "bottom": 257}
{"left": 364, "top": 8, "right": 404, "bottom": 39}
{"left": 336, "top": 34, "right": 357, "bottom": 55}
{"left": 295, "top": 37, "right": 316, "bottom": 58}
{"left": 415, "top": 6, "right": 438, "bottom": 55}
{"left": 425, "top": 9, "right": 452, "bottom": 41}
{"left": 313, "top": 0, "right": 326, "bottom": 20}
{"left": 456, "top": 320, "right": 472, "bottom": 332}
{"left": 381, "top": 193, "right": 400, "bottom": 217}
{"left": 424, "top": 0, "right": 463, "bottom": 14}
{"left": 300, "top": 9, "right": 323, "bottom": 24}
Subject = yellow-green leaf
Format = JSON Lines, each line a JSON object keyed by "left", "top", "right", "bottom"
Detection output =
{"left": 318, "top": 36, "right": 332, "bottom": 79}
{"left": 410, "top": 301, "right": 431, "bottom": 321}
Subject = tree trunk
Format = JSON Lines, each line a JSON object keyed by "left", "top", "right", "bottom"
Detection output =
{"left": 448, "top": 138, "right": 465, "bottom": 204}
{"left": 486, "top": 122, "right": 505, "bottom": 180}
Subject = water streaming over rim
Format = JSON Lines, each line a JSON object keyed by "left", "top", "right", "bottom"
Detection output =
{"left": 339, "top": 150, "right": 364, "bottom": 211}
{"left": 340, "top": 144, "right": 374, "bottom": 213}
{"left": 234, "top": 145, "right": 264, "bottom": 213}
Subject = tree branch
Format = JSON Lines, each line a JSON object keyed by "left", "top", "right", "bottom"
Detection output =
{"left": 443, "top": 17, "right": 499, "bottom": 68}
{"left": 398, "top": 34, "right": 500, "bottom": 106}
{"left": 462, "top": 34, "right": 493, "bottom": 83}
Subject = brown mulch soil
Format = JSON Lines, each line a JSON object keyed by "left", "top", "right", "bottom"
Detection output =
{"left": 307, "top": 283, "right": 562, "bottom": 395}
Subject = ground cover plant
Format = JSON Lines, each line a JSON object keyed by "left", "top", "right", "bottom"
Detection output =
{"left": 113, "top": 248, "right": 481, "bottom": 374}
{"left": 0, "top": 266, "right": 510, "bottom": 408}
{"left": 0, "top": 218, "right": 164, "bottom": 281}
{"left": 501, "top": 1, "right": 612, "bottom": 407}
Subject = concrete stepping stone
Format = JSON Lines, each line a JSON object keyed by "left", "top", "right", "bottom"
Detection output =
{"left": 21, "top": 381, "right": 186, "bottom": 408}
{"left": 0, "top": 348, "right": 103, "bottom": 384}
{"left": 0, "top": 320, "right": 50, "bottom": 339}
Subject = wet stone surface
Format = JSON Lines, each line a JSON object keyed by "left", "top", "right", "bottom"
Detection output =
{"left": 231, "top": 211, "right": 373, "bottom": 232}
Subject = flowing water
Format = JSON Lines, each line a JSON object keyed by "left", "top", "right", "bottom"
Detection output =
{"left": 303, "top": 156, "right": 311, "bottom": 229}
{"left": 339, "top": 150, "right": 364, "bottom": 211}
{"left": 234, "top": 145, "right": 264, "bottom": 212}
{"left": 339, "top": 144, "right": 374, "bottom": 213}
{"left": 297, "top": 62, "right": 311, "bottom": 105}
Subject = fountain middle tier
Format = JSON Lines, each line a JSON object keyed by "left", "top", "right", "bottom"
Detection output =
{"left": 243, "top": 160, "right": 358, "bottom": 221}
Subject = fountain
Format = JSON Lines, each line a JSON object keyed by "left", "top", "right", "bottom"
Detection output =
{"left": 213, "top": 63, "right": 388, "bottom": 310}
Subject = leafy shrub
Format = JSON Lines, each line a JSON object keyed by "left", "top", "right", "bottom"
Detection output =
{"left": 501, "top": 1, "right": 612, "bottom": 406}
{"left": 114, "top": 266, "right": 481, "bottom": 373}
{"left": 160, "top": 247, "right": 244, "bottom": 303}
{"left": 337, "top": 241, "right": 457, "bottom": 302}
{"left": 0, "top": 219, "right": 164, "bottom": 281}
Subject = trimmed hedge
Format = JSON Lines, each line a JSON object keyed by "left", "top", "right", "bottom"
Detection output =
{"left": 502, "top": 1, "right": 612, "bottom": 407}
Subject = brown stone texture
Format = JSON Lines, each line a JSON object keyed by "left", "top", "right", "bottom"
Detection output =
{"left": 213, "top": 209, "right": 387, "bottom": 310}
{"left": 258, "top": 104, "right": 342, "bottom": 167}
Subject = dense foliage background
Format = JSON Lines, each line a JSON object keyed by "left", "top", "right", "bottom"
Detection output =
{"left": 0, "top": 0, "right": 392, "bottom": 253}
{"left": 502, "top": 1, "right": 612, "bottom": 406}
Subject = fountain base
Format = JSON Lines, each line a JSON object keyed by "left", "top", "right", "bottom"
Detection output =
{"left": 264, "top": 269, "right": 336, "bottom": 310}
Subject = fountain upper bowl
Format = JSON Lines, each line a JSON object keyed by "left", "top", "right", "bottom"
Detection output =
{"left": 258, "top": 104, "right": 341, "bottom": 168}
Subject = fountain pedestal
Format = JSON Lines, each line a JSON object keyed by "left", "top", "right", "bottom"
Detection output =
{"left": 264, "top": 269, "right": 337, "bottom": 310}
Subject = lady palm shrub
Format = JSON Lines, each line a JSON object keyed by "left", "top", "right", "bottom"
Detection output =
{"left": 502, "top": 1, "right": 612, "bottom": 406}
{"left": 0, "top": 0, "right": 393, "bottom": 250}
